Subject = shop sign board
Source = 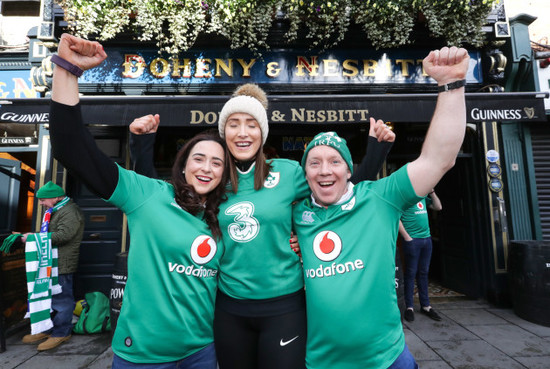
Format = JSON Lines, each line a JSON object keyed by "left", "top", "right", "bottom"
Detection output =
{"left": 0, "top": 70, "right": 39, "bottom": 99}
{"left": 78, "top": 49, "right": 483, "bottom": 86}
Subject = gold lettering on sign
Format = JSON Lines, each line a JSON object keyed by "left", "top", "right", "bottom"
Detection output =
{"left": 322, "top": 59, "right": 340, "bottom": 77}
{"left": 386, "top": 59, "right": 393, "bottom": 77}
{"left": 215, "top": 59, "right": 233, "bottom": 77}
{"left": 296, "top": 56, "right": 319, "bottom": 76}
{"left": 172, "top": 58, "right": 192, "bottom": 78}
{"left": 266, "top": 62, "right": 281, "bottom": 77}
{"left": 150, "top": 58, "right": 170, "bottom": 78}
{"left": 290, "top": 108, "right": 369, "bottom": 123}
{"left": 362, "top": 60, "right": 377, "bottom": 77}
{"left": 342, "top": 60, "right": 359, "bottom": 77}
{"left": 190, "top": 110, "right": 218, "bottom": 125}
{"left": 122, "top": 54, "right": 147, "bottom": 78}
{"left": 237, "top": 59, "right": 256, "bottom": 77}
{"left": 395, "top": 59, "right": 414, "bottom": 77}
{"left": 195, "top": 59, "right": 211, "bottom": 78}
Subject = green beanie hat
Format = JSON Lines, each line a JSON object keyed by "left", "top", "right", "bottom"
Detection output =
{"left": 36, "top": 181, "right": 65, "bottom": 199}
{"left": 301, "top": 131, "right": 353, "bottom": 173}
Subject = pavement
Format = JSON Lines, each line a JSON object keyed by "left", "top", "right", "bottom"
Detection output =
{"left": 1, "top": 297, "right": 550, "bottom": 369}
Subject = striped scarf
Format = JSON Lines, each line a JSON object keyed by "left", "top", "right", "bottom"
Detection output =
{"left": 25, "top": 196, "right": 69, "bottom": 334}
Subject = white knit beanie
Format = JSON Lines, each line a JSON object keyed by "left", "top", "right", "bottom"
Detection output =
{"left": 218, "top": 84, "right": 269, "bottom": 144}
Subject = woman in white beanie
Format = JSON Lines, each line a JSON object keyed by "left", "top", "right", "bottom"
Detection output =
{"left": 212, "top": 84, "right": 395, "bottom": 369}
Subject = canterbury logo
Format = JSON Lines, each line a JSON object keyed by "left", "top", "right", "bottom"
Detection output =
{"left": 280, "top": 336, "right": 299, "bottom": 346}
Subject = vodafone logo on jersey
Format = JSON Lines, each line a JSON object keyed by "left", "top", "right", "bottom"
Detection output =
{"left": 190, "top": 235, "right": 217, "bottom": 265}
{"left": 305, "top": 230, "right": 364, "bottom": 279}
{"left": 313, "top": 231, "right": 342, "bottom": 262}
{"left": 417, "top": 202, "right": 424, "bottom": 210}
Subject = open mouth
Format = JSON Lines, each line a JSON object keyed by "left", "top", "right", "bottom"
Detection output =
{"left": 235, "top": 141, "right": 252, "bottom": 148}
{"left": 196, "top": 175, "right": 212, "bottom": 183}
{"left": 319, "top": 181, "right": 335, "bottom": 187}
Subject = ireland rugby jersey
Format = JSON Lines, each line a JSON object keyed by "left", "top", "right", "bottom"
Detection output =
{"left": 401, "top": 197, "right": 432, "bottom": 238}
{"left": 107, "top": 166, "right": 223, "bottom": 363}
{"left": 218, "top": 159, "right": 310, "bottom": 300}
{"left": 292, "top": 165, "right": 422, "bottom": 369}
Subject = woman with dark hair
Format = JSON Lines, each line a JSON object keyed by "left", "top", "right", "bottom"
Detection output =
{"left": 48, "top": 33, "right": 229, "bottom": 369}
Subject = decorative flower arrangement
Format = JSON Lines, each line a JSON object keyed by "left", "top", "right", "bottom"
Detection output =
{"left": 56, "top": 0, "right": 500, "bottom": 54}
{"left": 282, "top": 0, "right": 351, "bottom": 51}
{"left": 416, "top": 0, "right": 499, "bottom": 47}
{"left": 207, "top": 0, "right": 278, "bottom": 55}
{"left": 353, "top": 0, "right": 416, "bottom": 49}
{"left": 58, "top": 0, "right": 131, "bottom": 41}
{"left": 130, "top": 0, "right": 207, "bottom": 54}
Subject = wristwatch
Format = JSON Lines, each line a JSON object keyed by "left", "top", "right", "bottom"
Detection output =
{"left": 438, "top": 79, "right": 466, "bottom": 93}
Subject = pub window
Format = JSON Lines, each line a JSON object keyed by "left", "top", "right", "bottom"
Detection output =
{"left": 1, "top": 1, "right": 41, "bottom": 17}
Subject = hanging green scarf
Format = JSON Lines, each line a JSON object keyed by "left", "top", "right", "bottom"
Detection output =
{"left": 24, "top": 196, "right": 69, "bottom": 334}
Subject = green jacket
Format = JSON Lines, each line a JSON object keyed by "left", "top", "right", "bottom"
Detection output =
{"left": 50, "top": 199, "right": 85, "bottom": 274}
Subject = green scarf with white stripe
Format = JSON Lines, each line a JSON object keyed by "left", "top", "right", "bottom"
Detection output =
{"left": 25, "top": 197, "right": 68, "bottom": 334}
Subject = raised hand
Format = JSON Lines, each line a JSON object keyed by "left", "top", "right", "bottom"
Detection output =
{"left": 369, "top": 117, "right": 395, "bottom": 143}
{"left": 423, "top": 46, "right": 469, "bottom": 85}
{"left": 57, "top": 33, "right": 107, "bottom": 71}
{"left": 130, "top": 114, "right": 160, "bottom": 135}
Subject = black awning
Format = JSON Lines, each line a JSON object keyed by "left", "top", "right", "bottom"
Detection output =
{"left": 0, "top": 92, "right": 547, "bottom": 127}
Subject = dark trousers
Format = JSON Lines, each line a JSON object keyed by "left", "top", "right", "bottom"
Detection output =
{"left": 51, "top": 273, "right": 75, "bottom": 337}
{"left": 214, "top": 307, "right": 306, "bottom": 369}
{"left": 403, "top": 237, "right": 433, "bottom": 309}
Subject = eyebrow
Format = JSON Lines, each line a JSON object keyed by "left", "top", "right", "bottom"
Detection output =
{"left": 227, "top": 117, "right": 258, "bottom": 123}
{"left": 192, "top": 152, "right": 224, "bottom": 163}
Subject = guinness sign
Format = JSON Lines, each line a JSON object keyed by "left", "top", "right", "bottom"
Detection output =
{"left": 0, "top": 136, "right": 36, "bottom": 145}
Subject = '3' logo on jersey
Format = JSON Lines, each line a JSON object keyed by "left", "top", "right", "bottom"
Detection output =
{"left": 225, "top": 201, "right": 260, "bottom": 242}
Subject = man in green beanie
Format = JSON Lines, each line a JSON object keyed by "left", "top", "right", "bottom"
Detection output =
{"left": 18, "top": 181, "right": 84, "bottom": 351}
{"left": 293, "top": 46, "right": 469, "bottom": 368}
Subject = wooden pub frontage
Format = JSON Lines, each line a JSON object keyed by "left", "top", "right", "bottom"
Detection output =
{"left": 0, "top": 2, "right": 548, "bottom": 340}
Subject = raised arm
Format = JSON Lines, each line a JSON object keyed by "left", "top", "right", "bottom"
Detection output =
{"left": 407, "top": 47, "right": 469, "bottom": 197}
{"left": 350, "top": 118, "right": 395, "bottom": 183}
{"left": 129, "top": 114, "right": 160, "bottom": 178}
{"left": 49, "top": 34, "right": 117, "bottom": 199}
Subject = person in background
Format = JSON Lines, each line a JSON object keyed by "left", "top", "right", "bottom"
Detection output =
{"left": 18, "top": 181, "right": 84, "bottom": 351}
{"left": 400, "top": 190, "right": 443, "bottom": 322}
{"left": 293, "top": 46, "right": 468, "bottom": 368}
{"left": 48, "top": 33, "right": 230, "bottom": 368}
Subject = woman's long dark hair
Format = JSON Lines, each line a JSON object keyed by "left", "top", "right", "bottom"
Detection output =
{"left": 171, "top": 130, "right": 229, "bottom": 240}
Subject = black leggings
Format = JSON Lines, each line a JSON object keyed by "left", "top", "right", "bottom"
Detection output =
{"left": 214, "top": 306, "right": 306, "bottom": 369}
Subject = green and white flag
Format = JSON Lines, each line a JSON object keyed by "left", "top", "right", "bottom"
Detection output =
{"left": 24, "top": 197, "right": 68, "bottom": 334}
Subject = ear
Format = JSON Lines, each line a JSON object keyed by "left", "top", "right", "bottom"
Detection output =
{"left": 347, "top": 169, "right": 351, "bottom": 180}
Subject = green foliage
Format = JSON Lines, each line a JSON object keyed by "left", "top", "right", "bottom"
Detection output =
{"left": 56, "top": 0, "right": 500, "bottom": 53}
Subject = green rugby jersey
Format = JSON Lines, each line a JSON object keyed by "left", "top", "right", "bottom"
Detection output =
{"left": 292, "top": 165, "right": 421, "bottom": 369}
{"left": 218, "top": 159, "right": 310, "bottom": 300}
{"left": 107, "top": 166, "right": 223, "bottom": 363}
{"left": 401, "top": 197, "right": 432, "bottom": 238}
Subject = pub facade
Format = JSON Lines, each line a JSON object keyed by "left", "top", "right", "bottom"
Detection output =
{"left": 0, "top": 1, "right": 548, "bottom": 327}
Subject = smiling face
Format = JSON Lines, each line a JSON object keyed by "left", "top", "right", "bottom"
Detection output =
{"left": 224, "top": 113, "right": 262, "bottom": 161}
{"left": 184, "top": 140, "right": 225, "bottom": 197}
{"left": 305, "top": 145, "right": 351, "bottom": 207}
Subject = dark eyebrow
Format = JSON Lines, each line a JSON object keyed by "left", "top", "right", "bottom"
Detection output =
{"left": 193, "top": 152, "right": 224, "bottom": 163}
